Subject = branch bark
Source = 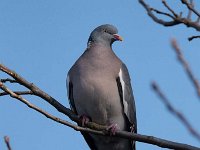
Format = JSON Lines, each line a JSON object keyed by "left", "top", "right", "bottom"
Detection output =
{"left": 1, "top": 64, "right": 200, "bottom": 150}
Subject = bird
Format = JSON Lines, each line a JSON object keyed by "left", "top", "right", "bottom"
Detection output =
{"left": 67, "top": 24, "right": 137, "bottom": 150}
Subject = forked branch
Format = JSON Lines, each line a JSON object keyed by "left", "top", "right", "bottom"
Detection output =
{"left": 138, "top": 0, "right": 200, "bottom": 40}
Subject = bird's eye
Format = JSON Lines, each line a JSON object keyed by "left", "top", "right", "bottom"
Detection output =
{"left": 103, "top": 29, "right": 108, "bottom": 33}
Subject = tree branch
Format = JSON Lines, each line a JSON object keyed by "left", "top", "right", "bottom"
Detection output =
{"left": 181, "top": 0, "right": 200, "bottom": 18}
{"left": 0, "top": 81, "right": 97, "bottom": 132}
{"left": 188, "top": 35, "right": 200, "bottom": 41}
{"left": 150, "top": 8, "right": 175, "bottom": 20}
{"left": 0, "top": 81, "right": 199, "bottom": 149}
{"left": 0, "top": 90, "right": 33, "bottom": 96}
{"left": 138, "top": 0, "right": 200, "bottom": 31}
{"left": 4, "top": 136, "right": 12, "bottom": 150}
{"left": 171, "top": 39, "right": 200, "bottom": 98}
{"left": 152, "top": 81, "right": 200, "bottom": 142}
{"left": 138, "top": 0, "right": 181, "bottom": 27}
{"left": 162, "top": 0, "right": 178, "bottom": 18}
{"left": 186, "top": 0, "right": 194, "bottom": 20}
{"left": 1, "top": 64, "right": 200, "bottom": 149}
{"left": 1, "top": 78, "right": 17, "bottom": 83}
{"left": 0, "top": 64, "right": 79, "bottom": 122}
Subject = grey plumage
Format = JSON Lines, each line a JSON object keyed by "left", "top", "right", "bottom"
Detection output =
{"left": 67, "top": 24, "right": 137, "bottom": 150}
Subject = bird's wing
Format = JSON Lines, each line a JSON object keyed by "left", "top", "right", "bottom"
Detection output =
{"left": 116, "top": 63, "right": 137, "bottom": 133}
{"left": 66, "top": 75, "right": 77, "bottom": 113}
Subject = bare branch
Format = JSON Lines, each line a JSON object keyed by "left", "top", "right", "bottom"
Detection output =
{"left": 0, "top": 80, "right": 200, "bottom": 150}
{"left": 187, "top": 0, "right": 194, "bottom": 20}
{"left": 0, "top": 78, "right": 17, "bottom": 83}
{"left": 0, "top": 90, "right": 33, "bottom": 96}
{"left": 138, "top": 0, "right": 200, "bottom": 31}
{"left": 0, "top": 81, "right": 86, "bottom": 131}
{"left": 4, "top": 136, "right": 11, "bottom": 150}
{"left": 138, "top": 0, "right": 180, "bottom": 27}
{"left": 162, "top": 0, "right": 178, "bottom": 17}
{"left": 152, "top": 81, "right": 200, "bottom": 142}
{"left": 151, "top": 8, "right": 175, "bottom": 20}
{"left": 0, "top": 64, "right": 79, "bottom": 123}
{"left": 171, "top": 39, "right": 200, "bottom": 98}
{"left": 181, "top": 0, "right": 200, "bottom": 18}
{"left": 188, "top": 35, "right": 200, "bottom": 41}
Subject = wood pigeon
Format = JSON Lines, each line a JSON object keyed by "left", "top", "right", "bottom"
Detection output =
{"left": 67, "top": 24, "right": 137, "bottom": 150}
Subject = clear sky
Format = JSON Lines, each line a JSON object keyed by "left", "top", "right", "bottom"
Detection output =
{"left": 0, "top": 0, "right": 200, "bottom": 150}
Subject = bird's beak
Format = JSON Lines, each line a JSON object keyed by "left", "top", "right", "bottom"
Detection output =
{"left": 113, "top": 34, "right": 123, "bottom": 41}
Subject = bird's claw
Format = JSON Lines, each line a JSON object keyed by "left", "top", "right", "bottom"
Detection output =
{"left": 130, "top": 124, "right": 136, "bottom": 133}
{"left": 80, "top": 115, "right": 90, "bottom": 127}
{"left": 106, "top": 123, "right": 120, "bottom": 135}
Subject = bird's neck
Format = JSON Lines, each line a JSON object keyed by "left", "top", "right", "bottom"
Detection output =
{"left": 87, "top": 41, "right": 112, "bottom": 51}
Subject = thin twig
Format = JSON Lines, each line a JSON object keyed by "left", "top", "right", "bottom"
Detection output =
{"left": 171, "top": 39, "right": 200, "bottom": 98}
{"left": 0, "top": 81, "right": 200, "bottom": 150}
{"left": 188, "top": 35, "right": 200, "bottom": 41}
{"left": 162, "top": 0, "right": 178, "bottom": 17}
{"left": 187, "top": 0, "right": 194, "bottom": 20}
{"left": 152, "top": 81, "right": 200, "bottom": 142}
{"left": 0, "top": 90, "right": 33, "bottom": 96}
{"left": 0, "top": 78, "right": 17, "bottom": 83}
{"left": 181, "top": 0, "right": 200, "bottom": 17}
{"left": 151, "top": 8, "right": 175, "bottom": 20}
{"left": 4, "top": 136, "right": 11, "bottom": 150}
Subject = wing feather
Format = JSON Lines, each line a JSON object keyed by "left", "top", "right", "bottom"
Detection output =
{"left": 117, "top": 63, "right": 137, "bottom": 132}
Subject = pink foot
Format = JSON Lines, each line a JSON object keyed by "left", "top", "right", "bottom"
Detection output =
{"left": 80, "top": 115, "right": 90, "bottom": 127}
{"left": 130, "top": 124, "right": 136, "bottom": 133}
{"left": 106, "top": 123, "right": 120, "bottom": 135}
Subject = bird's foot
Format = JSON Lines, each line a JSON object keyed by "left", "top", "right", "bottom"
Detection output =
{"left": 130, "top": 124, "right": 136, "bottom": 133}
{"left": 80, "top": 115, "right": 91, "bottom": 127}
{"left": 106, "top": 123, "right": 120, "bottom": 135}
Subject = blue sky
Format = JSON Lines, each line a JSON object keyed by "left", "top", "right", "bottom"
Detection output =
{"left": 0, "top": 0, "right": 200, "bottom": 149}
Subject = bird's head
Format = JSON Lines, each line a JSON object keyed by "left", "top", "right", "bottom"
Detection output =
{"left": 87, "top": 24, "right": 123, "bottom": 47}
